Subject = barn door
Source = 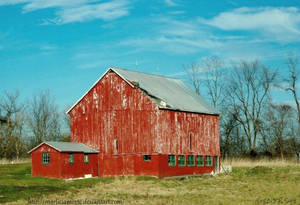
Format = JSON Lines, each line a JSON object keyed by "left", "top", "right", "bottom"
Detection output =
{"left": 214, "top": 156, "right": 219, "bottom": 173}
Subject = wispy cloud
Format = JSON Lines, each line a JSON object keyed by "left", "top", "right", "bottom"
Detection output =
{"left": 199, "top": 7, "right": 300, "bottom": 42}
{"left": 168, "top": 10, "right": 185, "bottom": 15}
{"left": 120, "top": 7, "right": 300, "bottom": 60}
{"left": 0, "top": 0, "right": 131, "bottom": 24}
{"left": 40, "top": 45, "right": 58, "bottom": 51}
{"left": 119, "top": 18, "right": 222, "bottom": 54}
{"left": 0, "top": 0, "right": 29, "bottom": 6}
{"left": 22, "top": 0, "right": 88, "bottom": 12}
{"left": 164, "top": 0, "right": 179, "bottom": 7}
{"left": 58, "top": 0, "right": 130, "bottom": 23}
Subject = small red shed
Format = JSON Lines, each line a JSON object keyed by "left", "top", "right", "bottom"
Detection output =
{"left": 28, "top": 142, "right": 99, "bottom": 179}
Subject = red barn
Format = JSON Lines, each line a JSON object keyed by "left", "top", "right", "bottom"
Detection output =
{"left": 67, "top": 67, "right": 220, "bottom": 178}
{"left": 30, "top": 67, "right": 220, "bottom": 178}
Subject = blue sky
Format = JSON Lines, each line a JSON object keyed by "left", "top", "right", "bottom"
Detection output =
{"left": 1, "top": 0, "right": 300, "bottom": 111}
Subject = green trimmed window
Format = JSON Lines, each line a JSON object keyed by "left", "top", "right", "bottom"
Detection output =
{"left": 144, "top": 155, "right": 151, "bottom": 161}
{"left": 197, "top": 155, "right": 204, "bottom": 166}
{"left": 188, "top": 155, "right": 195, "bottom": 166}
{"left": 178, "top": 155, "right": 186, "bottom": 166}
{"left": 69, "top": 153, "right": 74, "bottom": 164}
{"left": 168, "top": 155, "right": 176, "bottom": 166}
{"left": 206, "top": 156, "right": 212, "bottom": 166}
{"left": 42, "top": 153, "right": 50, "bottom": 165}
{"left": 84, "top": 154, "right": 89, "bottom": 164}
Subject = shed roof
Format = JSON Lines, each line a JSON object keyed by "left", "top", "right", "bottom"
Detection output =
{"left": 67, "top": 67, "right": 219, "bottom": 115}
{"left": 28, "top": 141, "right": 99, "bottom": 154}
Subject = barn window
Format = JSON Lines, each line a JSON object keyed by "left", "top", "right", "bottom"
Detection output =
{"left": 69, "top": 153, "right": 74, "bottom": 164}
{"left": 206, "top": 156, "right": 212, "bottom": 166}
{"left": 84, "top": 154, "right": 89, "bottom": 164}
{"left": 197, "top": 155, "right": 204, "bottom": 166}
{"left": 178, "top": 155, "right": 186, "bottom": 166}
{"left": 189, "top": 133, "right": 192, "bottom": 151}
{"left": 143, "top": 155, "right": 151, "bottom": 161}
{"left": 42, "top": 153, "right": 50, "bottom": 165}
{"left": 168, "top": 155, "right": 176, "bottom": 166}
{"left": 188, "top": 155, "right": 195, "bottom": 166}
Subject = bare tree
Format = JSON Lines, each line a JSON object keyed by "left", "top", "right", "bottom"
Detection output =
{"left": 227, "top": 60, "right": 276, "bottom": 155}
{"left": 267, "top": 104, "right": 293, "bottom": 159}
{"left": 0, "top": 90, "right": 26, "bottom": 159}
{"left": 279, "top": 57, "right": 300, "bottom": 126}
{"left": 183, "top": 62, "right": 202, "bottom": 95}
{"left": 60, "top": 106, "right": 71, "bottom": 142}
{"left": 202, "top": 57, "right": 225, "bottom": 108}
{"left": 220, "top": 111, "right": 239, "bottom": 158}
{"left": 27, "top": 90, "right": 61, "bottom": 146}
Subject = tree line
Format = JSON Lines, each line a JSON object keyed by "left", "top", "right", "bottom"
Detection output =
{"left": 184, "top": 56, "right": 300, "bottom": 159}
{"left": 0, "top": 90, "right": 70, "bottom": 159}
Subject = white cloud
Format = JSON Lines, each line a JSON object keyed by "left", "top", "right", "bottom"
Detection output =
{"left": 199, "top": 7, "right": 300, "bottom": 42}
{"left": 164, "top": 0, "right": 178, "bottom": 7}
{"left": 57, "top": 0, "right": 130, "bottom": 23}
{"left": 0, "top": 0, "right": 131, "bottom": 24}
{"left": 22, "top": 0, "right": 89, "bottom": 12}
{"left": 0, "top": 0, "right": 29, "bottom": 6}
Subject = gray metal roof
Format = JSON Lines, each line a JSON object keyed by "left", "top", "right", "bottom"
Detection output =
{"left": 113, "top": 68, "right": 219, "bottom": 115}
{"left": 28, "top": 141, "right": 99, "bottom": 153}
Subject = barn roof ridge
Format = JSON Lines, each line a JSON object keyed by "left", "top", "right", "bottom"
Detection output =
{"left": 28, "top": 141, "right": 99, "bottom": 154}
{"left": 66, "top": 67, "right": 219, "bottom": 115}
{"left": 110, "top": 66, "right": 180, "bottom": 80}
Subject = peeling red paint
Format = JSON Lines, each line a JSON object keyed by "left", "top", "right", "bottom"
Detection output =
{"left": 69, "top": 70, "right": 220, "bottom": 177}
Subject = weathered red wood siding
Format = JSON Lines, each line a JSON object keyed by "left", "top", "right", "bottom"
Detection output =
{"left": 31, "top": 144, "right": 61, "bottom": 178}
{"left": 69, "top": 71, "right": 220, "bottom": 177}
{"left": 60, "top": 153, "right": 98, "bottom": 179}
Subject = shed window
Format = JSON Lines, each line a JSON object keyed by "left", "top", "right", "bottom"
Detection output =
{"left": 168, "top": 155, "right": 176, "bottom": 166}
{"left": 188, "top": 155, "right": 195, "bottom": 166}
{"left": 69, "top": 153, "right": 74, "bottom": 164}
{"left": 197, "top": 155, "right": 204, "bottom": 166}
{"left": 178, "top": 155, "right": 186, "bottom": 166}
{"left": 42, "top": 153, "right": 50, "bottom": 165}
{"left": 206, "top": 156, "right": 212, "bottom": 166}
{"left": 143, "top": 155, "right": 151, "bottom": 161}
{"left": 84, "top": 154, "right": 89, "bottom": 164}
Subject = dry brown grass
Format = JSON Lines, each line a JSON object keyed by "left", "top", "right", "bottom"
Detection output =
{"left": 221, "top": 157, "right": 299, "bottom": 167}
{"left": 3, "top": 159, "right": 300, "bottom": 205}
{"left": 0, "top": 158, "right": 30, "bottom": 165}
{"left": 7, "top": 165, "right": 300, "bottom": 205}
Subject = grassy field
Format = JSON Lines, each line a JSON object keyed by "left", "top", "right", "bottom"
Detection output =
{"left": 1, "top": 161, "right": 300, "bottom": 205}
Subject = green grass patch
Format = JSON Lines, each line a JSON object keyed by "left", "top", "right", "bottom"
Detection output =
{"left": 0, "top": 163, "right": 111, "bottom": 203}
